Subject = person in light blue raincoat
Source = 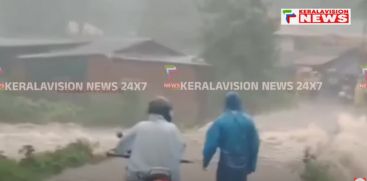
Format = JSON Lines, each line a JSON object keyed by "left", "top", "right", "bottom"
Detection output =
{"left": 203, "top": 92, "right": 260, "bottom": 181}
{"left": 116, "top": 97, "right": 185, "bottom": 181}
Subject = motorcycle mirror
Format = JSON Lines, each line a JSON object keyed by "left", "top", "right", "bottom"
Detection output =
{"left": 116, "top": 131, "right": 123, "bottom": 138}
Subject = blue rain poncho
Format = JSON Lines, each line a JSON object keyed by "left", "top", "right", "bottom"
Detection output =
{"left": 203, "top": 92, "right": 260, "bottom": 181}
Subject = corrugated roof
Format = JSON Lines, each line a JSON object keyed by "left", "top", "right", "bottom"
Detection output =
{"left": 19, "top": 38, "right": 150, "bottom": 59}
{"left": 280, "top": 46, "right": 354, "bottom": 66}
{"left": 18, "top": 38, "right": 209, "bottom": 66}
{"left": 113, "top": 54, "right": 209, "bottom": 66}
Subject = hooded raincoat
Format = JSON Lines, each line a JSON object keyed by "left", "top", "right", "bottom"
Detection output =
{"left": 203, "top": 92, "right": 260, "bottom": 181}
{"left": 116, "top": 114, "right": 185, "bottom": 181}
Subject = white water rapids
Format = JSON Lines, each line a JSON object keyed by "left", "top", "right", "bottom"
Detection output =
{"left": 0, "top": 101, "right": 366, "bottom": 181}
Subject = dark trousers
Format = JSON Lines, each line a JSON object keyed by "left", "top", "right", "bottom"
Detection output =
{"left": 217, "top": 162, "right": 248, "bottom": 181}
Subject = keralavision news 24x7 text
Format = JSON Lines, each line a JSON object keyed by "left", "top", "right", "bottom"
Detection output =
{"left": 0, "top": 81, "right": 148, "bottom": 92}
{"left": 163, "top": 81, "right": 323, "bottom": 91}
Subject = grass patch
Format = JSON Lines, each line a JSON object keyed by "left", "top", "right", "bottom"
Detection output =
{"left": 299, "top": 148, "right": 335, "bottom": 181}
{"left": 0, "top": 140, "right": 102, "bottom": 181}
{"left": 300, "top": 161, "right": 334, "bottom": 181}
{"left": 0, "top": 159, "right": 40, "bottom": 181}
{"left": 0, "top": 93, "right": 81, "bottom": 124}
{"left": 0, "top": 92, "right": 145, "bottom": 127}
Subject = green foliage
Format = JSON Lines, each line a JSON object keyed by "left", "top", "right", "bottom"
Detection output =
{"left": 354, "top": 0, "right": 367, "bottom": 19}
{"left": 0, "top": 92, "right": 144, "bottom": 126}
{"left": 300, "top": 161, "right": 334, "bottom": 181}
{"left": 0, "top": 159, "right": 40, "bottom": 181}
{"left": 200, "top": 0, "right": 276, "bottom": 81}
{"left": 41, "top": 101, "right": 82, "bottom": 123}
{"left": 0, "top": 141, "right": 96, "bottom": 181}
{"left": 77, "top": 92, "right": 145, "bottom": 126}
{"left": 0, "top": 94, "right": 42, "bottom": 122}
{"left": 299, "top": 148, "right": 335, "bottom": 181}
{"left": 19, "top": 140, "right": 94, "bottom": 177}
{"left": 198, "top": 0, "right": 294, "bottom": 113}
{"left": 0, "top": 93, "right": 82, "bottom": 123}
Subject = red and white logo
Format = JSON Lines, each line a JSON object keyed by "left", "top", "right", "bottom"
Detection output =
{"left": 281, "top": 8, "right": 351, "bottom": 25}
{"left": 355, "top": 178, "right": 366, "bottom": 181}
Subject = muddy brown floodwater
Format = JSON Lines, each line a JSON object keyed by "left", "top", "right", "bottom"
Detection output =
{"left": 1, "top": 100, "right": 366, "bottom": 181}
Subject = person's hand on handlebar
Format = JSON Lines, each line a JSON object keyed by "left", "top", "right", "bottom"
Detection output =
{"left": 106, "top": 150, "right": 116, "bottom": 157}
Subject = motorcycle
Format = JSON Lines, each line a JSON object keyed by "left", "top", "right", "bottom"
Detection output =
{"left": 106, "top": 132, "right": 192, "bottom": 181}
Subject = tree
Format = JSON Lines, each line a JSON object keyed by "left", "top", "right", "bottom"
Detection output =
{"left": 198, "top": 0, "right": 277, "bottom": 81}
{"left": 197, "top": 0, "right": 296, "bottom": 114}
{"left": 356, "top": 0, "right": 367, "bottom": 46}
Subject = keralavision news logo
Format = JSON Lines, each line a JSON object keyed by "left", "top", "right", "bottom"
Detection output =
{"left": 281, "top": 8, "right": 351, "bottom": 25}
{"left": 164, "top": 64, "right": 177, "bottom": 79}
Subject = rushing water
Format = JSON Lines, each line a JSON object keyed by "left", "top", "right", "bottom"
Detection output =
{"left": 1, "top": 101, "right": 366, "bottom": 181}
{"left": 260, "top": 113, "right": 367, "bottom": 180}
{"left": 0, "top": 123, "right": 121, "bottom": 158}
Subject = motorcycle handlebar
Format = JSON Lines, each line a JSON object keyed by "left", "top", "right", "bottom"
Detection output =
{"left": 106, "top": 152, "right": 130, "bottom": 158}
{"left": 106, "top": 152, "right": 194, "bottom": 164}
{"left": 180, "top": 159, "right": 194, "bottom": 164}
{"left": 110, "top": 132, "right": 194, "bottom": 163}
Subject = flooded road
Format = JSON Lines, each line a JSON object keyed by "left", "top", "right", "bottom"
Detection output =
{"left": 1, "top": 100, "right": 366, "bottom": 181}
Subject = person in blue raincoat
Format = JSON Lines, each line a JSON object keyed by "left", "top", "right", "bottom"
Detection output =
{"left": 203, "top": 91, "right": 260, "bottom": 181}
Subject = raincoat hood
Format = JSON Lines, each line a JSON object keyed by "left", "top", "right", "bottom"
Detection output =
{"left": 225, "top": 91, "right": 242, "bottom": 111}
